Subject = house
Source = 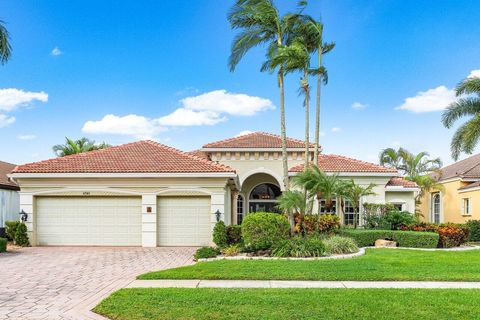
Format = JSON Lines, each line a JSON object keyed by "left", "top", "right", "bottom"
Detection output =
{"left": 420, "top": 153, "right": 480, "bottom": 223}
{"left": 0, "top": 161, "right": 20, "bottom": 234}
{"left": 9, "top": 132, "right": 418, "bottom": 247}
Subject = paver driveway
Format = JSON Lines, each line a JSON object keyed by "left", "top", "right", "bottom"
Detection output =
{"left": 0, "top": 246, "right": 195, "bottom": 320}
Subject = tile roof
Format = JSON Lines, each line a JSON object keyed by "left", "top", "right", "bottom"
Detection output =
{"left": 0, "top": 161, "right": 19, "bottom": 190}
{"left": 202, "top": 131, "right": 315, "bottom": 149}
{"left": 458, "top": 181, "right": 480, "bottom": 191}
{"left": 433, "top": 153, "right": 480, "bottom": 181}
{"left": 186, "top": 150, "right": 211, "bottom": 161}
{"left": 386, "top": 177, "right": 419, "bottom": 188}
{"left": 289, "top": 154, "right": 398, "bottom": 173}
{"left": 12, "top": 141, "right": 235, "bottom": 174}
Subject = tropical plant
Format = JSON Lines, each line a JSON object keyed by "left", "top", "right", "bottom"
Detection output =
{"left": 0, "top": 20, "right": 11, "bottom": 65}
{"left": 294, "top": 165, "right": 344, "bottom": 214}
{"left": 342, "top": 180, "right": 376, "bottom": 228}
{"left": 442, "top": 75, "right": 480, "bottom": 160}
{"left": 276, "top": 190, "right": 307, "bottom": 215}
{"left": 379, "top": 147, "right": 442, "bottom": 177}
{"left": 213, "top": 221, "right": 228, "bottom": 248}
{"left": 52, "top": 137, "right": 110, "bottom": 157}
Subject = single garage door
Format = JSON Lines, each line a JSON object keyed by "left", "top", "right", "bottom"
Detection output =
{"left": 36, "top": 196, "right": 142, "bottom": 246}
{"left": 157, "top": 196, "right": 211, "bottom": 246}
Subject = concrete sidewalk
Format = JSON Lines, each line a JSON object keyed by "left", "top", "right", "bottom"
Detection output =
{"left": 127, "top": 279, "right": 480, "bottom": 289}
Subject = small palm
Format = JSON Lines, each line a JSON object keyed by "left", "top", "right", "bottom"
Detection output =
{"left": 53, "top": 137, "right": 111, "bottom": 157}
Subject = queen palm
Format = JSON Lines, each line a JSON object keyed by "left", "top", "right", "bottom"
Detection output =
{"left": 0, "top": 20, "right": 12, "bottom": 64}
{"left": 442, "top": 75, "right": 480, "bottom": 160}
{"left": 342, "top": 180, "right": 376, "bottom": 228}
{"left": 228, "top": 0, "right": 293, "bottom": 191}
{"left": 53, "top": 137, "right": 110, "bottom": 157}
{"left": 379, "top": 147, "right": 441, "bottom": 177}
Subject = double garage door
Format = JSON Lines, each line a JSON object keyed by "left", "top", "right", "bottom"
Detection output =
{"left": 35, "top": 196, "right": 211, "bottom": 246}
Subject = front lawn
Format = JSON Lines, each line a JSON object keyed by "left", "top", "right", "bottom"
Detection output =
{"left": 94, "top": 288, "right": 480, "bottom": 320}
{"left": 139, "top": 248, "right": 480, "bottom": 281}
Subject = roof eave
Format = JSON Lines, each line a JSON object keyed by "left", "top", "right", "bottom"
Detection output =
{"left": 9, "top": 172, "right": 237, "bottom": 179}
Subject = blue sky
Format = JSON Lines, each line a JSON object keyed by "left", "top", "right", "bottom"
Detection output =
{"left": 0, "top": 0, "right": 479, "bottom": 166}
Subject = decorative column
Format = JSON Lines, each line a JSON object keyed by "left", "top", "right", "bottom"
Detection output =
{"left": 141, "top": 194, "right": 157, "bottom": 247}
{"left": 232, "top": 191, "right": 239, "bottom": 225}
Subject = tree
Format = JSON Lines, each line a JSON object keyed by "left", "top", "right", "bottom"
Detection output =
{"left": 52, "top": 137, "right": 110, "bottom": 157}
{"left": 342, "top": 180, "right": 376, "bottom": 229}
{"left": 294, "top": 165, "right": 344, "bottom": 214}
{"left": 442, "top": 75, "right": 480, "bottom": 160}
{"left": 0, "top": 20, "right": 12, "bottom": 65}
{"left": 228, "top": 0, "right": 295, "bottom": 192}
{"left": 276, "top": 190, "right": 307, "bottom": 215}
{"left": 379, "top": 147, "right": 441, "bottom": 177}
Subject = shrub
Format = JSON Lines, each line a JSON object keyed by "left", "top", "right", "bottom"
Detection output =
{"left": 194, "top": 247, "right": 220, "bottom": 260}
{"left": 14, "top": 223, "right": 30, "bottom": 247}
{"left": 5, "top": 220, "right": 20, "bottom": 241}
{"left": 213, "top": 221, "right": 228, "bottom": 248}
{"left": 401, "top": 223, "right": 469, "bottom": 248}
{"left": 272, "top": 236, "right": 326, "bottom": 258}
{"left": 241, "top": 212, "right": 290, "bottom": 250}
{"left": 0, "top": 238, "right": 6, "bottom": 253}
{"left": 222, "top": 244, "right": 241, "bottom": 257}
{"left": 384, "top": 210, "right": 417, "bottom": 230}
{"left": 318, "top": 214, "right": 341, "bottom": 234}
{"left": 337, "top": 229, "right": 439, "bottom": 248}
{"left": 323, "top": 236, "right": 359, "bottom": 255}
{"left": 226, "top": 225, "right": 242, "bottom": 245}
{"left": 466, "top": 220, "right": 480, "bottom": 242}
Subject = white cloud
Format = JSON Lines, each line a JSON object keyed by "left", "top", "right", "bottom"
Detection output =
{"left": 331, "top": 127, "right": 342, "bottom": 133}
{"left": 82, "top": 114, "right": 167, "bottom": 139}
{"left": 158, "top": 108, "right": 225, "bottom": 126}
{"left": 352, "top": 102, "right": 367, "bottom": 110}
{"left": 180, "top": 89, "right": 274, "bottom": 116}
{"left": 51, "top": 47, "right": 63, "bottom": 56}
{"left": 0, "top": 88, "right": 48, "bottom": 112}
{"left": 236, "top": 130, "right": 254, "bottom": 137}
{"left": 0, "top": 114, "right": 15, "bottom": 128}
{"left": 468, "top": 69, "right": 480, "bottom": 79}
{"left": 17, "top": 134, "right": 37, "bottom": 140}
{"left": 396, "top": 86, "right": 456, "bottom": 113}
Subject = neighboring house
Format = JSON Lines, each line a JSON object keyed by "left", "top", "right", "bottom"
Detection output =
{"left": 0, "top": 161, "right": 20, "bottom": 230}
{"left": 9, "top": 132, "right": 418, "bottom": 247}
{"left": 420, "top": 153, "right": 480, "bottom": 224}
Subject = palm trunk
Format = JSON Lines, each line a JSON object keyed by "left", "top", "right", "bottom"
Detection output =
{"left": 314, "top": 44, "right": 323, "bottom": 165}
{"left": 303, "top": 69, "right": 313, "bottom": 215}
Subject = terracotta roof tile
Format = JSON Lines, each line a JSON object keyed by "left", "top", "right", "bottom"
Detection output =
{"left": 289, "top": 154, "right": 398, "bottom": 173}
{"left": 386, "top": 177, "right": 418, "bottom": 188}
{"left": 186, "top": 150, "right": 211, "bottom": 161}
{"left": 0, "top": 161, "right": 19, "bottom": 190}
{"left": 12, "top": 141, "right": 235, "bottom": 174}
{"left": 434, "top": 153, "right": 480, "bottom": 181}
{"left": 203, "top": 131, "right": 315, "bottom": 149}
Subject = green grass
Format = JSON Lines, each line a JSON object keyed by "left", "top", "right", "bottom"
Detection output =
{"left": 94, "top": 288, "right": 480, "bottom": 320}
{"left": 139, "top": 248, "right": 480, "bottom": 281}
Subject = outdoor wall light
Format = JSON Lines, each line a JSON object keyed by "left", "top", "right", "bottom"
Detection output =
{"left": 19, "top": 209, "right": 28, "bottom": 222}
{"left": 215, "top": 209, "right": 222, "bottom": 222}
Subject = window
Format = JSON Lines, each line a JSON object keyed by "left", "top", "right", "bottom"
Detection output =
{"left": 319, "top": 199, "right": 336, "bottom": 214}
{"left": 432, "top": 193, "right": 441, "bottom": 223}
{"left": 392, "top": 203, "right": 404, "bottom": 211}
{"left": 249, "top": 183, "right": 281, "bottom": 200}
{"left": 237, "top": 195, "right": 244, "bottom": 224}
{"left": 462, "top": 198, "right": 472, "bottom": 216}
{"left": 343, "top": 200, "right": 358, "bottom": 226}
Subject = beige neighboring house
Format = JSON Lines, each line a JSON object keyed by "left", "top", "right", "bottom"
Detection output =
{"left": 9, "top": 132, "right": 418, "bottom": 247}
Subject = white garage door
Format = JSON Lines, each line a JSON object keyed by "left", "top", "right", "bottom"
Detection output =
{"left": 36, "top": 197, "right": 142, "bottom": 246}
{"left": 157, "top": 196, "right": 211, "bottom": 246}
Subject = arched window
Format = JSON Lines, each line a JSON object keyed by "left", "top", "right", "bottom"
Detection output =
{"left": 249, "top": 183, "right": 281, "bottom": 200}
{"left": 237, "top": 194, "right": 244, "bottom": 224}
{"left": 432, "top": 193, "right": 441, "bottom": 223}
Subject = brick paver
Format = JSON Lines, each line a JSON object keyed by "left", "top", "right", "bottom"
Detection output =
{"left": 0, "top": 247, "right": 195, "bottom": 320}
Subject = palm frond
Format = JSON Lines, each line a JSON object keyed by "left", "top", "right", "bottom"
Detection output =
{"left": 456, "top": 77, "right": 480, "bottom": 96}
{"left": 442, "top": 97, "right": 480, "bottom": 128}
{"left": 0, "top": 20, "right": 12, "bottom": 65}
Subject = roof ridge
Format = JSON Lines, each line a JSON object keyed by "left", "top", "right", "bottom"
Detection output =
{"left": 439, "top": 153, "right": 480, "bottom": 174}
{"left": 0, "top": 160, "right": 16, "bottom": 166}
{"left": 323, "top": 153, "right": 397, "bottom": 172}
{"left": 202, "top": 131, "right": 260, "bottom": 148}
{"left": 203, "top": 131, "right": 315, "bottom": 148}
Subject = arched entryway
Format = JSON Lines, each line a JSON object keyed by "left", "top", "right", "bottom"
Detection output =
{"left": 248, "top": 183, "right": 282, "bottom": 213}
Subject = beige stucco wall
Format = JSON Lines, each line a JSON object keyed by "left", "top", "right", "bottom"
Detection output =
{"left": 420, "top": 178, "right": 480, "bottom": 223}
{"left": 385, "top": 191, "right": 416, "bottom": 213}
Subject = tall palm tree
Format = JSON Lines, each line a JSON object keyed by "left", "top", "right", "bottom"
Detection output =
{"left": 0, "top": 20, "right": 12, "bottom": 65}
{"left": 53, "top": 137, "right": 110, "bottom": 157}
{"left": 379, "top": 147, "right": 407, "bottom": 171}
{"left": 228, "top": 0, "right": 294, "bottom": 192}
{"left": 342, "top": 180, "right": 376, "bottom": 228}
{"left": 379, "top": 147, "right": 441, "bottom": 177}
{"left": 442, "top": 75, "right": 480, "bottom": 160}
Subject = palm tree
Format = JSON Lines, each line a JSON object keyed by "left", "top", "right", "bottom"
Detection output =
{"left": 228, "top": 0, "right": 294, "bottom": 192}
{"left": 442, "top": 75, "right": 480, "bottom": 160}
{"left": 379, "top": 147, "right": 407, "bottom": 171}
{"left": 295, "top": 165, "right": 343, "bottom": 214}
{"left": 53, "top": 137, "right": 110, "bottom": 157}
{"left": 342, "top": 180, "right": 376, "bottom": 228}
{"left": 276, "top": 190, "right": 306, "bottom": 215}
{"left": 0, "top": 20, "right": 12, "bottom": 65}
{"left": 379, "top": 147, "right": 441, "bottom": 176}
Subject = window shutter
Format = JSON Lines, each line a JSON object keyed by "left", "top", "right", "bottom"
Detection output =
{"left": 469, "top": 198, "right": 472, "bottom": 215}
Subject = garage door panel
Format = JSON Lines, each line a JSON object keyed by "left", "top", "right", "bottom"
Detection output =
{"left": 36, "top": 197, "right": 142, "bottom": 246}
{"left": 157, "top": 197, "right": 211, "bottom": 246}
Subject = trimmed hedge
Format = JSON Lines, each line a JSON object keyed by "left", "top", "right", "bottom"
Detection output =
{"left": 467, "top": 220, "right": 480, "bottom": 242}
{"left": 0, "top": 237, "right": 6, "bottom": 253}
{"left": 338, "top": 229, "right": 439, "bottom": 248}
{"left": 242, "top": 212, "right": 290, "bottom": 250}
{"left": 212, "top": 221, "right": 228, "bottom": 248}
